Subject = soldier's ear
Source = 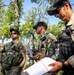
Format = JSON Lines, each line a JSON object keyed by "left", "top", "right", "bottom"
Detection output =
{"left": 64, "top": 2, "right": 70, "bottom": 10}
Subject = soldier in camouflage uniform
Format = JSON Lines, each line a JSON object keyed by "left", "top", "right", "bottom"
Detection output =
{"left": 0, "top": 44, "right": 4, "bottom": 75}
{"left": 48, "top": 0, "right": 74, "bottom": 75}
{"left": 33, "top": 21, "right": 57, "bottom": 75}
{"left": 0, "top": 28, "right": 26, "bottom": 75}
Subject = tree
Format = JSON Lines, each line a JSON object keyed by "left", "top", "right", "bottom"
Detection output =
{"left": 31, "top": 0, "right": 54, "bottom": 5}
{"left": 47, "top": 21, "right": 65, "bottom": 37}
{"left": 0, "top": 1, "right": 15, "bottom": 43}
{"left": 0, "top": 0, "right": 24, "bottom": 43}
{"left": 0, "top": 1, "right": 10, "bottom": 43}
{"left": 14, "top": 0, "right": 24, "bottom": 29}
{"left": 20, "top": 5, "right": 49, "bottom": 38}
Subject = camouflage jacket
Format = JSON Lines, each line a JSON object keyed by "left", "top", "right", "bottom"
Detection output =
{"left": 1, "top": 41, "right": 26, "bottom": 70}
{"left": 33, "top": 32, "right": 57, "bottom": 61}
{"left": 58, "top": 13, "right": 74, "bottom": 74}
{"left": 68, "top": 55, "right": 74, "bottom": 68}
{"left": 57, "top": 33, "right": 74, "bottom": 74}
{"left": 66, "top": 13, "right": 74, "bottom": 68}
{"left": 57, "top": 32, "right": 73, "bottom": 60}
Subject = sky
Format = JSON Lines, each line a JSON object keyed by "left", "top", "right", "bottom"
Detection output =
{"left": 21, "top": 0, "right": 74, "bottom": 25}
{"left": 0, "top": 0, "right": 74, "bottom": 43}
{"left": 3, "top": 0, "right": 74, "bottom": 25}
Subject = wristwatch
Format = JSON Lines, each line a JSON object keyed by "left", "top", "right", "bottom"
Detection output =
{"left": 61, "top": 61, "right": 66, "bottom": 69}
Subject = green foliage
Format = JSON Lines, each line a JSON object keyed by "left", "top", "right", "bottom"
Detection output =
{"left": 0, "top": 2, "right": 14, "bottom": 40}
{"left": 48, "top": 0, "right": 55, "bottom": 5}
{"left": 0, "top": 0, "right": 24, "bottom": 43}
{"left": 31, "top": 0, "right": 55, "bottom": 5}
{"left": 0, "top": 1, "right": 5, "bottom": 25}
{"left": 5, "top": 2, "right": 15, "bottom": 25}
{"left": 0, "top": 24, "right": 10, "bottom": 38}
{"left": 20, "top": 21, "right": 35, "bottom": 38}
{"left": 30, "top": 0, "right": 51, "bottom": 17}
{"left": 47, "top": 21, "right": 64, "bottom": 37}
{"left": 0, "top": 0, "right": 65, "bottom": 44}
{"left": 22, "top": 6, "right": 49, "bottom": 42}
{"left": 24, "top": 6, "right": 48, "bottom": 23}
{"left": 30, "top": 0, "right": 57, "bottom": 14}
{"left": 58, "top": 21, "right": 65, "bottom": 28}
{"left": 17, "top": 0, "right": 24, "bottom": 18}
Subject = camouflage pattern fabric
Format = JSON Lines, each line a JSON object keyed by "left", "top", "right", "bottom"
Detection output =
{"left": 68, "top": 55, "right": 74, "bottom": 68}
{"left": 66, "top": 13, "right": 74, "bottom": 68}
{"left": 5, "top": 67, "right": 21, "bottom": 75}
{"left": 66, "top": 13, "right": 74, "bottom": 42}
{"left": 33, "top": 33, "right": 57, "bottom": 75}
{"left": 1, "top": 41, "right": 26, "bottom": 75}
{"left": 33, "top": 33, "right": 57, "bottom": 61}
{"left": 0, "top": 64, "right": 4, "bottom": 75}
{"left": 58, "top": 13, "right": 74, "bottom": 75}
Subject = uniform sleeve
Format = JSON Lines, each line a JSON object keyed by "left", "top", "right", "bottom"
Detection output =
{"left": 48, "top": 33, "right": 57, "bottom": 42}
{"left": 33, "top": 33, "right": 57, "bottom": 61}
{"left": 38, "top": 38, "right": 47, "bottom": 56}
{"left": 69, "top": 24, "right": 74, "bottom": 42}
{"left": 0, "top": 44, "right": 6, "bottom": 53}
{"left": 18, "top": 42, "right": 26, "bottom": 57}
{"left": 33, "top": 39, "right": 45, "bottom": 61}
{"left": 47, "top": 33, "right": 58, "bottom": 60}
{"left": 59, "top": 47, "right": 65, "bottom": 62}
{"left": 68, "top": 55, "right": 74, "bottom": 68}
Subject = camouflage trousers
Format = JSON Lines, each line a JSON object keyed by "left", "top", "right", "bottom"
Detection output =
{"left": 0, "top": 64, "right": 4, "bottom": 75}
{"left": 5, "top": 66, "right": 21, "bottom": 75}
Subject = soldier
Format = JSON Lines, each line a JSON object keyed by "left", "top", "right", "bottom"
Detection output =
{"left": 33, "top": 21, "right": 57, "bottom": 75}
{"left": 48, "top": 0, "right": 74, "bottom": 75}
{"left": 0, "top": 28, "right": 26, "bottom": 75}
{"left": 0, "top": 44, "right": 4, "bottom": 75}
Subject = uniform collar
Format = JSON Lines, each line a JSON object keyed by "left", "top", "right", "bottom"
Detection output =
{"left": 11, "top": 40, "right": 19, "bottom": 44}
{"left": 40, "top": 32, "right": 48, "bottom": 40}
{"left": 41, "top": 32, "right": 48, "bottom": 37}
{"left": 67, "top": 13, "right": 74, "bottom": 26}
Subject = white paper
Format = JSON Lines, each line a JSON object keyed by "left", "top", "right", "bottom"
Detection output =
{"left": 22, "top": 57, "right": 56, "bottom": 75}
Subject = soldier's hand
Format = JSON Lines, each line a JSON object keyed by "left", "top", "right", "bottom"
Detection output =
{"left": 48, "top": 61, "right": 62, "bottom": 72}
{"left": 32, "top": 49, "right": 38, "bottom": 56}
{"left": 33, "top": 53, "right": 44, "bottom": 61}
{"left": 64, "top": 60, "right": 69, "bottom": 66}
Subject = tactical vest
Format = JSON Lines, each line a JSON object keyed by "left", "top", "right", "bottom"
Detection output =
{"left": 39, "top": 33, "right": 57, "bottom": 59}
{"left": 58, "top": 32, "right": 74, "bottom": 60}
{"left": 1, "top": 42, "right": 23, "bottom": 70}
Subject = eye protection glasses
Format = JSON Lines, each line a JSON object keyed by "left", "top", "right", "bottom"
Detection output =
{"left": 11, "top": 32, "right": 18, "bottom": 35}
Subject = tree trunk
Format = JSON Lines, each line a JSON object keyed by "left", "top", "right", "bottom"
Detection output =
{"left": 14, "top": 0, "right": 19, "bottom": 29}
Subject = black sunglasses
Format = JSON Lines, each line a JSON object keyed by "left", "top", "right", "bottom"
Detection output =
{"left": 11, "top": 32, "right": 18, "bottom": 35}
{"left": 54, "top": 7, "right": 61, "bottom": 15}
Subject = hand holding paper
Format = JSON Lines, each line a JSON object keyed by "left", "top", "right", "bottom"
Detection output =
{"left": 48, "top": 61, "right": 63, "bottom": 72}
{"left": 21, "top": 57, "right": 56, "bottom": 75}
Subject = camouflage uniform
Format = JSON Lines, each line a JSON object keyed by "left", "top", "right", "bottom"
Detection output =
{"left": 57, "top": 31, "right": 74, "bottom": 75}
{"left": 0, "top": 44, "right": 4, "bottom": 75}
{"left": 47, "top": 0, "right": 74, "bottom": 74}
{"left": 0, "top": 41, "right": 26, "bottom": 75}
{"left": 33, "top": 32, "right": 57, "bottom": 75}
{"left": 58, "top": 13, "right": 74, "bottom": 75}
{"left": 66, "top": 13, "right": 74, "bottom": 67}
